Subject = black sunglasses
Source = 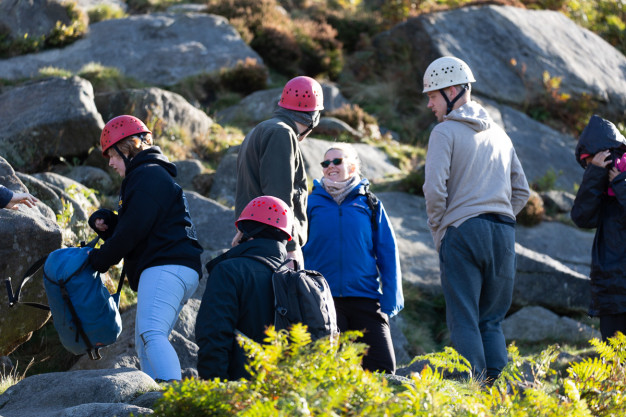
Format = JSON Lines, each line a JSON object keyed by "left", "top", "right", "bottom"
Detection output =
{"left": 320, "top": 158, "right": 343, "bottom": 168}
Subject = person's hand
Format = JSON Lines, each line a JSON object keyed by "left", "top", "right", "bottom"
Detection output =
{"left": 94, "top": 218, "right": 109, "bottom": 232}
{"left": 88, "top": 209, "right": 118, "bottom": 240}
{"left": 5, "top": 192, "right": 38, "bottom": 210}
{"left": 231, "top": 230, "right": 243, "bottom": 247}
{"left": 590, "top": 150, "right": 612, "bottom": 168}
{"left": 609, "top": 166, "right": 622, "bottom": 182}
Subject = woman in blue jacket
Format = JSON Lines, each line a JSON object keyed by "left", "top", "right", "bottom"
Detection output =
{"left": 303, "top": 143, "right": 403, "bottom": 374}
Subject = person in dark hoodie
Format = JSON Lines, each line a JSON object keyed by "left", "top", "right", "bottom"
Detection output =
{"left": 233, "top": 76, "right": 324, "bottom": 268}
{"left": 195, "top": 195, "right": 292, "bottom": 381}
{"left": 87, "top": 115, "right": 203, "bottom": 382}
{"left": 571, "top": 115, "right": 626, "bottom": 341}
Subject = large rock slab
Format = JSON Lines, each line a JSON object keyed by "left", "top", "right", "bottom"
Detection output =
{"left": 376, "top": 191, "right": 442, "bottom": 292}
{"left": 0, "top": 158, "right": 61, "bottom": 356}
{"left": 479, "top": 98, "right": 580, "bottom": 192}
{"left": 95, "top": 87, "right": 214, "bottom": 142}
{"left": 372, "top": 5, "right": 626, "bottom": 121}
{"left": 503, "top": 305, "right": 599, "bottom": 343}
{"left": 0, "top": 76, "right": 104, "bottom": 172}
{"left": 378, "top": 192, "right": 591, "bottom": 314}
{"left": 516, "top": 221, "right": 594, "bottom": 277}
{"left": 514, "top": 244, "right": 590, "bottom": 313}
{"left": 0, "top": 13, "right": 263, "bottom": 86}
{"left": 0, "top": 0, "right": 73, "bottom": 42}
{"left": 185, "top": 191, "right": 234, "bottom": 256}
{"left": 0, "top": 368, "right": 158, "bottom": 417}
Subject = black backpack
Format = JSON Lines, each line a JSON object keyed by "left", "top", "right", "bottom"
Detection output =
{"left": 244, "top": 256, "right": 338, "bottom": 340}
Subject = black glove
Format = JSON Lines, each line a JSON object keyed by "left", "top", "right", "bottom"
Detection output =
{"left": 88, "top": 208, "right": 118, "bottom": 241}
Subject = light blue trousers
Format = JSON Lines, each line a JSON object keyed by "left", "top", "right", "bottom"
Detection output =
{"left": 135, "top": 264, "right": 198, "bottom": 381}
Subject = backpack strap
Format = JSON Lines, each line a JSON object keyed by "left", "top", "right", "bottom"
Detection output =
{"left": 364, "top": 187, "right": 380, "bottom": 232}
{"left": 240, "top": 255, "right": 297, "bottom": 272}
{"left": 58, "top": 279, "right": 101, "bottom": 361}
{"left": 5, "top": 255, "right": 51, "bottom": 311}
{"left": 239, "top": 255, "right": 296, "bottom": 320}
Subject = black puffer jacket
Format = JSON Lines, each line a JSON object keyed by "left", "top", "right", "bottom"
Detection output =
{"left": 88, "top": 147, "right": 203, "bottom": 291}
{"left": 195, "top": 238, "right": 287, "bottom": 380}
{"left": 571, "top": 115, "right": 626, "bottom": 316}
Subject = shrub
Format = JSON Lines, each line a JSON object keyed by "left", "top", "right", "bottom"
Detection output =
{"left": 154, "top": 326, "right": 626, "bottom": 416}
{"left": 219, "top": 58, "right": 268, "bottom": 95}
{"left": 206, "top": 0, "right": 344, "bottom": 79}
{"left": 45, "top": 2, "right": 88, "bottom": 48}
{"left": 168, "top": 61, "right": 267, "bottom": 112}
{"left": 77, "top": 63, "right": 145, "bottom": 93}
{"left": 527, "top": 71, "right": 597, "bottom": 134}
{"left": 517, "top": 189, "right": 545, "bottom": 226}
{"left": 250, "top": 24, "right": 302, "bottom": 76}
{"left": 566, "top": 333, "right": 626, "bottom": 415}
{"left": 293, "top": 18, "right": 344, "bottom": 79}
{"left": 153, "top": 325, "right": 398, "bottom": 416}
{"left": 87, "top": 4, "right": 127, "bottom": 23}
{"left": 327, "top": 103, "right": 377, "bottom": 131}
{"left": 400, "top": 164, "right": 426, "bottom": 196}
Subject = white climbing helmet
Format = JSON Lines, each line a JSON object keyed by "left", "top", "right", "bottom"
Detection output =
{"left": 422, "top": 56, "right": 476, "bottom": 93}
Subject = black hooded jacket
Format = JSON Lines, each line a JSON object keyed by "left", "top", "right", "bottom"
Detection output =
{"left": 571, "top": 115, "right": 626, "bottom": 316}
{"left": 88, "top": 147, "right": 203, "bottom": 291}
{"left": 195, "top": 238, "right": 287, "bottom": 381}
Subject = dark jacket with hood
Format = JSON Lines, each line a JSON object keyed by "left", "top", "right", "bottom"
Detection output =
{"left": 571, "top": 115, "right": 626, "bottom": 316}
{"left": 195, "top": 238, "right": 287, "bottom": 381}
{"left": 88, "top": 147, "right": 203, "bottom": 291}
{"left": 235, "top": 110, "right": 308, "bottom": 252}
{"left": 0, "top": 185, "right": 13, "bottom": 208}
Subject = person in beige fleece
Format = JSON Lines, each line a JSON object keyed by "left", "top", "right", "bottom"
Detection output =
{"left": 422, "top": 56, "right": 530, "bottom": 384}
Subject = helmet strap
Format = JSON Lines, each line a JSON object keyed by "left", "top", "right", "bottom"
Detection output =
{"left": 440, "top": 84, "right": 470, "bottom": 115}
{"left": 297, "top": 123, "right": 314, "bottom": 140}
{"left": 112, "top": 134, "right": 148, "bottom": 168}
{"left": 112, "top": 144, "right": 132, "bottom": 168}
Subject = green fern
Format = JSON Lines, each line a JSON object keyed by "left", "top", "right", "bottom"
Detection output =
{"left": 154, "top": 329, "right": 626, "bottom": 416}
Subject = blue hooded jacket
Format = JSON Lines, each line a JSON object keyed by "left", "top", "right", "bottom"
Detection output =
{"left": 303, "top": 178, "right": 403, "bottom": 317}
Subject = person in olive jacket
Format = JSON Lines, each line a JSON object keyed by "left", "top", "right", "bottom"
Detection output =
{"left": 234, "top": 76, "right": 324, "bottom": 268}
{"left": 195, "top": 196, "right": 292, "bottom": 381}
{"left": 88, "top": 115, "right": 203, "bottom": 382}
{"left": 571, "top": 115, "right": 626, "bottom": 341}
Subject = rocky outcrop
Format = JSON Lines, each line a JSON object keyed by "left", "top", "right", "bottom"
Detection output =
{"left": 0, "top": 158, "right": 61, "bottom": 356}
{"left": 479, "top": 98, "right": 581, "bottom": 192}
{"left": 503, "top": 306, "right": 599, "bottom": 343}
{"left": 0, "top": 13, "right": 264, "bottom": 86}
{"left": 0, "top": 76, "right": 104, "bottom": 173}
{"left": 95, "top": 87, "right": 214, "bottom": 142}
{"left": 0, "top": 0, "right": 74, "bottom": 43}
{"left": 371, "top": 5, "right": 626, "bottom": 121}
{"left": 0, "top": 368, "right": 159, "bottom": 417}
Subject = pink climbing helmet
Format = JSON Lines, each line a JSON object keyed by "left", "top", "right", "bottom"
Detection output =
{"left": 236, "top": 196, "right": 293, "bottom": 241}
{"left": 278, "top": 76, "right": 324, "bottom": 111}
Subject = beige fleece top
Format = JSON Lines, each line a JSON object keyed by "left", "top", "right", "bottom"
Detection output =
{"left": 422, "top": 101, "right": 530, "bottom": 251}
